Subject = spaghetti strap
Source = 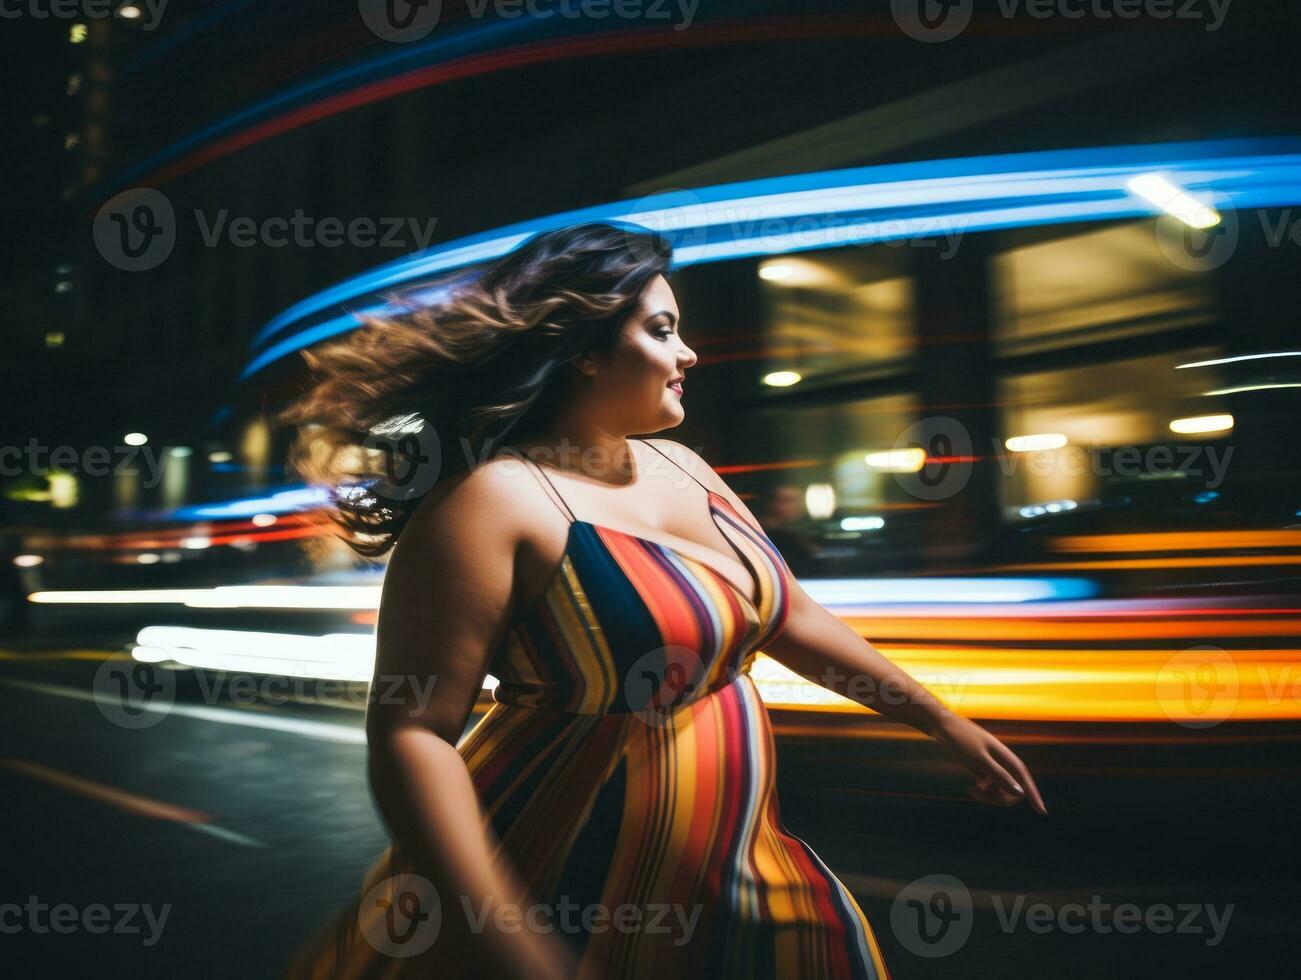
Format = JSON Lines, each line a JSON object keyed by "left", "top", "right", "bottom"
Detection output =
{"left": 519, "top": 453, "right": 578, "bottom": 524}
{"left": 634, "top": 437, "right": 712, "bottom": 493}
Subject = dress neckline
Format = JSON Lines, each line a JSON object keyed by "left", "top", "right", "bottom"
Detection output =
{"left": 520, "top": 489, "right": 767, "bottom": 620}
{"left": 577, "top": 490, "right": 764, "bottom": 612}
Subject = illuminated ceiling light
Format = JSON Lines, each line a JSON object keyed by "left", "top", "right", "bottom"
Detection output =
{"left": 1170, "top": 414, "right": 1233, "bottom": 434}
{"left": 1177, "top": 351, "right": 1301, "bottom": 369}
{"left": 208, "top": 450, "right": 233, "bottom": 463}
{"left": 45, "top": 332, "right": 65, "bottom": 348}
{"left": 118, "top": 4, "right": 142, "bottom": 18}
{"left": 124, "top": 432, "right": 148, "bottom": 446}
{"left": 48, "top": 472, "right": 78, "bottom": 508}
{"left": 757, "top": 258, "right": 834, "bottom": 287}
{"left": 1005, "top": 433, "right": 1068, "bottom": 453}
{"left": 839, "top": 516, "right": 885, "bottom": 531}
{"left": 69, "top": 23, "right": 88, "bottom": 43}
{"left": 758, "top": 263, "right": 795, "bottom": 281}
{"left": 1127, "top": 173, "right": 1221, "bottom": 229}
{"left": 1020, "top": 499, "right": 1079, "bottom": 519}
{"left": 13, "top": 555, "right": 44, "bottom": 568}
{"left": 762, "top": 370, "right": 802, "bottom": 388}
{"left": 54, "top": 280, "right": 73, "bottom": 293}
{"left": 805, "top": 483, "right": 835, "bottom": 520}
{"left": 181, "top": 536, "right": 212, "bottom": 550}
{"left": 251, "top": 513, "right": 277, "bottom": 527}
{"left": 137, "top": 553, "right": 161, "bottom": 564}
{"left": 169, "top": 446, "right": 192, "bottom": 458}
{"left": 865, "top": 448, "right": 926, "bottom": 472}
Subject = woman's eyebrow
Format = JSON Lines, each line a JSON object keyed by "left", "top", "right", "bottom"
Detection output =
{"left": 649, "top": 309, "right": 679, "bottom": 326}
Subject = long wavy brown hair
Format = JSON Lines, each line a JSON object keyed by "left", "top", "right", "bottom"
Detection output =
{"left": 276, "top": 221, "right": 675, "bottom": 561}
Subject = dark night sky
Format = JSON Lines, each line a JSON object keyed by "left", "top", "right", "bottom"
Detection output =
{"left": 4, "top": 2, "right": 1300, "bottom": 456}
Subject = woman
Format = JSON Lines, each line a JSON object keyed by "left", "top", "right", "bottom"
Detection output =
{"left": 279, "top": 222, "right": 1046, "bottom": 979}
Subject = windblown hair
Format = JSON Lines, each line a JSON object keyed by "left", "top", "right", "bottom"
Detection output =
{"left": 276, "top": 221, "right": 674, "bottom": 560}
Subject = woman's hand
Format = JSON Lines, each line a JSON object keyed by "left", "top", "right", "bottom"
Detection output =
{"left": 929, "top": 712, "right": 1048, "bottom": 815}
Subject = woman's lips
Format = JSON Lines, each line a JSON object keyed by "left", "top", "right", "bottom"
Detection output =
{"left": 668, "top": 381, "right": 683, "bottom": 396}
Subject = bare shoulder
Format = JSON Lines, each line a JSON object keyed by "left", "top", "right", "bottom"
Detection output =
{"left": 641, "top": 437, "right": 720, "bottom": 489}
{"left": 392, "top": 455, "right": 532, "bottom": 572}
{"left": 641, "top": 437, "right": 765, "bottom": 530}
{"left": 371, "top": 456, "right": 536, "bottom": 743}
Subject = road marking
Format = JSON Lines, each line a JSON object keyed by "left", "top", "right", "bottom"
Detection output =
{"left": 0, "top": 649, "right": 112, "bottom": 661}
{"left": 0, "top": 678, "right": 367, "bottom": 745}
{"left": 0, "top": 757, "right": 267, "bottom": 848}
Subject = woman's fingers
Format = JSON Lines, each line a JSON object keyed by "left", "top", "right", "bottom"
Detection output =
{"left": 967, "top": 776, "right": 1021, "bottom": 807}
{"left": 979, "top": 749, "right": 1025, "bottom": 799}
{"left": 989, "top": 741, "right": 1048, "bottom": 815}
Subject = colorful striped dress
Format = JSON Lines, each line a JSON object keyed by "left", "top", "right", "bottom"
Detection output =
{"left": 283, "top": 439, "right": 889, "bottom": 979}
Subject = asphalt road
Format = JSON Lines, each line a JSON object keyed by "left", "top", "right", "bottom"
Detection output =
{"left": 2, "top": 639, "right": 1298, "bottom": 979}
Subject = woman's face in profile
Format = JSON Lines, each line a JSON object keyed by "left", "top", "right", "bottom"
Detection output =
{"left": 584, "top": 274, "right": 697, "bottom": 430}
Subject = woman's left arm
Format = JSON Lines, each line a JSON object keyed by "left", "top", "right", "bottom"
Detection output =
{"left": 764, "top": 571, "right": 1047, "bottom": 815}
{"left": 664, "top": 440, "right": 1047, "bottom": 817}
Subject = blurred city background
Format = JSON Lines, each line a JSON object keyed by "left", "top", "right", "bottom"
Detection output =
{"left": 3, "top": 1, "right": 1301, "bottom": 977}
